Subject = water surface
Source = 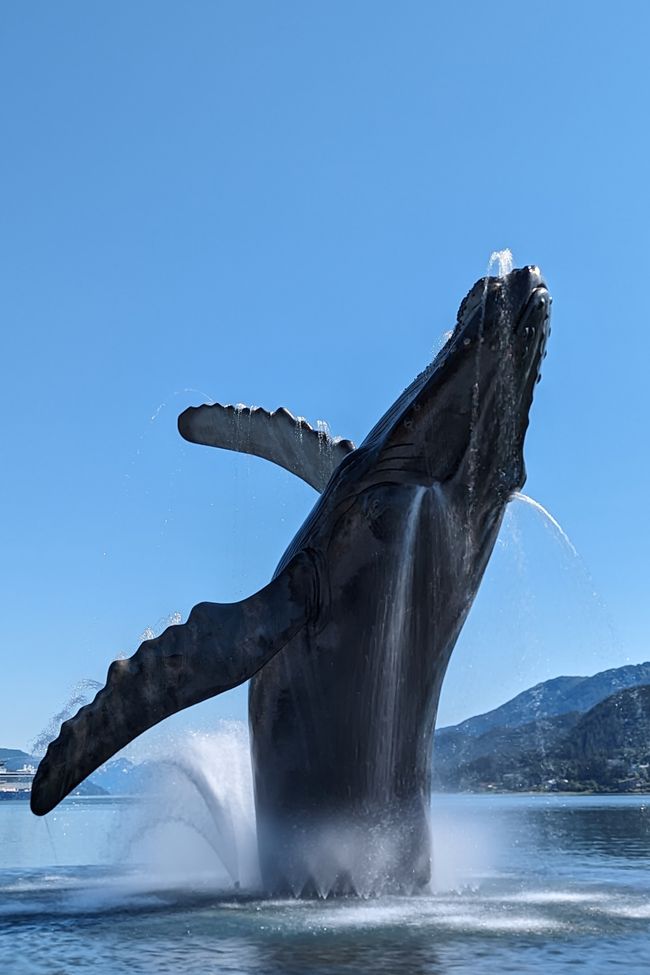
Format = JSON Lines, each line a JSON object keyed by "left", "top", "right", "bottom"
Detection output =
{"left": 2, "top": 794, "right": 650, "bottom": 974}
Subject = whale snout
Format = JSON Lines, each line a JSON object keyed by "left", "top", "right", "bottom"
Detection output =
{"left": 455, "top": 265, "right": 547, "bottom": 333}
{"left": 505, "top": 265, "right": 547, "bottom": 308}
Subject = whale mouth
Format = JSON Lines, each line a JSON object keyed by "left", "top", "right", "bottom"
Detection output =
{"left": 518, "top": 284, "right": 551, "bottom": 388}
{"left": 518, "top": 283, "right": 551, "bottom": 330}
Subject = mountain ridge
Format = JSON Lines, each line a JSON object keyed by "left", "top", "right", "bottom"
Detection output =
{"left": 433, "top": 666, "right": 650, "bottom": 793}
{"left": 437, "top": 662, "right": 650, "bottom": 739}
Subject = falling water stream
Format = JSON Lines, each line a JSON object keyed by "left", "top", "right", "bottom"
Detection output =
{"left": 512, "top": 492, "right": 578, "bottom": 558}
{"left": 372, "top": 486, "right": 427, "bottom": 801}
{"left": 465, "top": 246, "right": 518, "bottom": 569}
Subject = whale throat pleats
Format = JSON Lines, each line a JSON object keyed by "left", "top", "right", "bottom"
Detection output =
{"left": 30, "top": 551, "right": 318, "bottom": 816}
{"left": 178, "top": 403, "right": 355, "bottom": 492}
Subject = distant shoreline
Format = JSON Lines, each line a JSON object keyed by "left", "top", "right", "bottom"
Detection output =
{"left": 3, "top": 790, "right": 650, "bottom": 806}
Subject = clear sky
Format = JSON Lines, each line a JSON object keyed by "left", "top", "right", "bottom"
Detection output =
{"left": 1, "top": 2, "right": 649, "bottom": 750}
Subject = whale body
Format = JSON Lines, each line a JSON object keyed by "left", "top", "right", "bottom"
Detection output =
{"left": 31, "top": 266, "right": 551, "bottom": 896}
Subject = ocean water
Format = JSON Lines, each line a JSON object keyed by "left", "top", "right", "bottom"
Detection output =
{"left": 2, "top": 794, "right": 650, "bottom": 974}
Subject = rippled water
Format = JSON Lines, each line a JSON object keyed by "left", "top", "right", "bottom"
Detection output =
{"left": 2, "top": 794, "right": 650, "bottom": 973}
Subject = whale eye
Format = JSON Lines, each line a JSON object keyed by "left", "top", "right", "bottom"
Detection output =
{"left": 363, "top": 493, "right": 392, "bottom": 540}
{"left": 362, "top": 495, "right": 383, "bottom": 523}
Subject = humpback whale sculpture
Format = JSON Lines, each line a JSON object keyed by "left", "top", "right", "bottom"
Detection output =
{"left": 31, "top": 265, "right": 551, "bottom": 895}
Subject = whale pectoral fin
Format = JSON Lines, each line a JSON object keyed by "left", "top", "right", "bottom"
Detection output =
{"left": 31, "top": 551, "right": 318, "bottom": 816}
{"left": 178, "top": 403, "right": 355, "bottom": 492}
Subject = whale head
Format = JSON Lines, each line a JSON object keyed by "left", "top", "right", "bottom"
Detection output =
{"left": 354, "top": 265, "right": 551, "bottom": 505}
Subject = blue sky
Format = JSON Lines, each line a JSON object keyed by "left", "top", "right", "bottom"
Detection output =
{"left": 1, "top": 2, "right": 649, "bottom": 749}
